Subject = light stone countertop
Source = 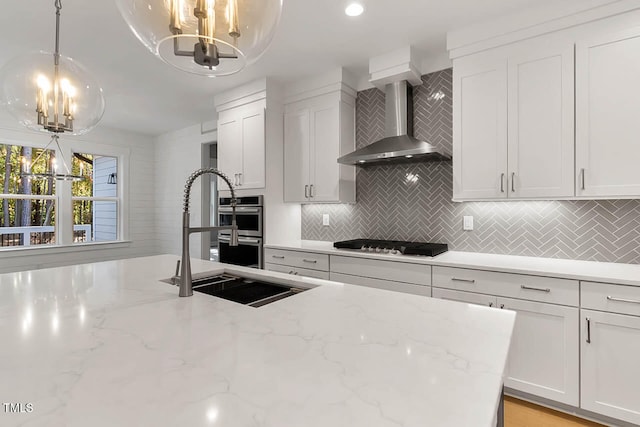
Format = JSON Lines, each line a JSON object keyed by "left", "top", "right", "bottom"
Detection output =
{"left": 0, "top": 255, "right": 514, "bottom": 427}
{"left": 265, "top": 240, "right": 640, "bottom": 287}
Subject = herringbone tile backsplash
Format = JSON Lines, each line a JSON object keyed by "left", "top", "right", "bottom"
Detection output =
{"left": 301, "top": 68, "right": 640, "bottom": 264}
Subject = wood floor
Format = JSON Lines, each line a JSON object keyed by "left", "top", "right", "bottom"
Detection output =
{"left": 505, "top": 397, "right": 605, "bottom": 427}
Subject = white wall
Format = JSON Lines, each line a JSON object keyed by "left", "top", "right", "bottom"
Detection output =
{"left": 154, "top": 123, "right": 216, "bottom": 258}
{"left": 0, "top": 114, "right": 158, "bottom": 273}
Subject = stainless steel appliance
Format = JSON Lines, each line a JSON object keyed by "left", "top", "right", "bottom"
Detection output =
{"left": 219, "top": 196, "right": 264, "bottom": 268}
{"left": 333, "top": 239, "right": 448, "bottom": 256}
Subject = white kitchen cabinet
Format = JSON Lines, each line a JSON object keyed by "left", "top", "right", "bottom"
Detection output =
{"left": 581, "top": 309, "right": 640, "bottom": 425}
{"left": 507, "top": 46, "right": 575, "bottom": 198}
{"left": 500, "top": 297, "right": 579, "bottom": 406}
{"left": 453, "top": 54, "right": 508, "bottom": 200}
{"left": 217, "top": 100, "right": 265, "bottom": 190}
{"left": 453, "top": 42, "right": 574, "bottom": 201}
{"left": 576, "top": 27, "right": 640, "bottom": 197}
{"left": 284, "top": 91, "right": 355, "bottom": 203}
{"left": 330, "top": 272, "right": 432, "bottom": 297}
{"left": 432, "top": 267, "right": 579, "bottom": 406}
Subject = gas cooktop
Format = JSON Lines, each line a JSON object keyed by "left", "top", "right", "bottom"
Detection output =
{"left": 333, "top": 239, "right": 448, "bottom": 257}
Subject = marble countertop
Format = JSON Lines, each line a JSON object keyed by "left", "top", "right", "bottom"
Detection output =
{"left": 265, "top": 240, "right": 640, "bottom": 286}
{"left": 0, "top": 255, "right": 514, "bottom": 427}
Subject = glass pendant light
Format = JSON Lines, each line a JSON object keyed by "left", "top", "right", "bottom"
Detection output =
{"left": 0, "top": 0, "right": 105, "bottom": 136}
{"left": 115, "top": 0, "right": 284, "bottom": 76}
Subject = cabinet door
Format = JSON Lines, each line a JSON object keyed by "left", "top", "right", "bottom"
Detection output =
{"left": 507, "top": 45, "right": 574, "bottom": 198}
{"left": 581, "top": 310, "right": 640, "bottom": 425}
{"left": 217, "top": 114, "right": 243, "bottom": 189}
{"left": 309, "top": 104, "right": 340, "bottom": 202}
{"left": 453, "top": 56, "right": 508, "bottom": 200}
{"left": 432, "top": 288, "right": 496, "bottom": 308}
{"left": 284, "top": 109, "right": 311, "bottom": 202}
{"left": 239, "top": 108, "right": 265, "bottom": 189}
{"left": 499, "top": 297, "right": 579, "bottom": 406}
{"left": 576, "top": 28, "right": 640, "bottom": 197}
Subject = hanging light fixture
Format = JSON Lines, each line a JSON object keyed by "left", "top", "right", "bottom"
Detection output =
{"left": 115, "top": 0, "right": 283, "bottom": 76}
{"left": 21, "top": 134, "right": 86, "bottom": 182}
{"left": 0, "top": 0, "right": 105, "bottom": 135}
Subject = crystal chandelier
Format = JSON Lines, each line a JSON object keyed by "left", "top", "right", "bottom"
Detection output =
{"left": 0, "top": 0, "right": 105, "bottom": 135}
{"left": 115, "top": 0, "right": 284, "bottom": 76}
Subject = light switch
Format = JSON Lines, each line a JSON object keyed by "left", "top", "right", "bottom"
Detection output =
{"left": 322, "top": 213, "right": 330, "bottom": 226}
{"left": 463, "top": 216, "right": 474, "bottom": 231}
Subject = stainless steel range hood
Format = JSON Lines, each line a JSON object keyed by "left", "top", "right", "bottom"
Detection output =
{"left": 338, "top": 80, "right": 451, "bottom": 166}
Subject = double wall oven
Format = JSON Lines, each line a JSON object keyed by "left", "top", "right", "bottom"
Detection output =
{"left": 218, "top": 195, "right": 263, "bottom": 269}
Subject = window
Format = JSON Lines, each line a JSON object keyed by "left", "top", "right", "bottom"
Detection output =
{"left": 0, "top": 142, "right": 123, "bottom": 250}
{"left": 71, "top": 153, "right": 118, "bottom": 243}
{"left": 0, "top": 144, "right": 57, "bottom": 247}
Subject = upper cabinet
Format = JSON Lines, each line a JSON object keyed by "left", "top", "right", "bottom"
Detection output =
{"left": 216, "top": 100, "right": 265, "bottom": 190}
{"left": 283, "top": 76, "right": 356, "bottom": 203}
{"left": 453, "top": 43, "right": 574, "bottom": 201}
{"left": 575, "top": 28, "right": 640, "bottom": 197}
{"left": 451, "top": 7, "right": 640, "bottom": 201}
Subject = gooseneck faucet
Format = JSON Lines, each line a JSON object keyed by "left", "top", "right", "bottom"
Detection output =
{"left": 180, "top": 168, "right": 239, "bottom": 297}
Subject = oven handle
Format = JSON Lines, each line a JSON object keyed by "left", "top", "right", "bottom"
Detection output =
{"left": 219, "top": 236, "right": 262, "bottom": 245}
{"left": 219, "top": 207, "right": 261, "bottom": 214}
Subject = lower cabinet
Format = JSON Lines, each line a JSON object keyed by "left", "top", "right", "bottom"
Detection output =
{"left": 330, "top": 272, "right": 432, "bottom": 297}
{"left": 500, "top": 297, "right": 579, "bottom": 406}
{"left": 264, "top": 262, "right": 329, "bottom": 280}
{"left": 264, "top": 248, "right": 329, "bottom": 280}
{"left": 581, "top": 310, "right": 640, "bottom": 425}
{"left": 432, "top": 266, "right": 580, "bottom": 407}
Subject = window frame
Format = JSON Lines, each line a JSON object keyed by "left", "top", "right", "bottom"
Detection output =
{"left": 0, "top": 136, "right": 130, "bottom": 251}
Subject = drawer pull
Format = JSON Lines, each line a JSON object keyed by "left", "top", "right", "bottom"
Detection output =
{"left": 499, "top": 304, "right": 505, "bottom": 309}
{"left": 521, "top": 285, "right": 551, "bottom": 293}
{"left": 488, "top": 302, "right": 494, "bottom": 307}
{"left": 607, "top": 296, "right": 640, "bottom": 305}
{"left": 586, "top": 317, "right": 591, "bottom": 343}
{"left": 302, "top": 259, "right": 317, "bottom": 264}
{"left": 451, "top": 277, "right": 475, "bottom": 284}
{"left": 272, "top": 255, "right": 285, "bottom": 259}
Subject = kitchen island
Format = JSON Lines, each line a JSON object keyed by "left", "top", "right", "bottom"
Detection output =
{"left": 0, "top": 255, "right": 515, "bottom": 426}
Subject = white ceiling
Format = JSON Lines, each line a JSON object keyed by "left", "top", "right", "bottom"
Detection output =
{"left": 0, "top": 0, "right": 564, "bottom": 136}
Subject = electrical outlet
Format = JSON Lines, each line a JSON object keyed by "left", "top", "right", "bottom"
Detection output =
{"left": 463, "top": 216, "right": 474, "bottom": 231}
{"left": 322, "top": 213, "right": 330, "bottom": 226}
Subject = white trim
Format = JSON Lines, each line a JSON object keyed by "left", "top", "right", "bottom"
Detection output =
{"left": 447, "top": 0, "right": 640, "bottom": 59}
{"left": 71, "top": 196, "right": 118, "bottom": 202}
{"left": 0, "top": 193, "right": 56, "bottom": 200}
{"left": 0, "top": 240, "right": 132, "bottom": 258}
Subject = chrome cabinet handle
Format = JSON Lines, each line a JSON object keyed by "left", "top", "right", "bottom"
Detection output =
{"left": 500, "top": 173, "right": 505, "bottom": 193}
{"left": 511, "top": 172, "right": 515, "bottom": 192}
{"left": 521, "top": 285, "right": 551, "bottom": 293}
{"left": 580, "top": 168, "right": 586, "bottom": 190}
{"left": 302, "top": 259, "right": 317, "bottom": 264}
{"left": 586, "top": 317, "right": 591, "bottom": 343}
{"left": 451, "top": 277, "right": 475, "bottom": 284}
{"left": 607, "top": 296, "right": 640, "bottom": 305}
{"left": 304, "top": 185, "right": 309, "bottom": 198}
{"left": 310, "top": 184, "right": 314, "bottom": 198}
{"left": 271, "top": 255, "right": 285, "bottom": 259}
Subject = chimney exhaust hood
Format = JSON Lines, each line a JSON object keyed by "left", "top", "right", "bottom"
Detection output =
{"left": 337, "top": 80, "right": 451, "bottom": 166}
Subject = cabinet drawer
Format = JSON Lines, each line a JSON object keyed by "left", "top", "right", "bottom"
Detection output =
{"left": 582, "top": 282, "right": 640, "bottom": 317}
{"left": 432, "top": 288, "right": 496, "bottom": 308}
{"left": 330, "top": 272, "right": 431, "bottom": 297}
{"left": 264, "top": 263, "right": 330, "bottom": 280}
{"left": 433, "top": 267, "right": 578, "bottom": 306}
{"left": 330, "top": 256, "right": 431, "bottom": 286}
{"left": 264, "top": 248, "right": 329, "bottom": 271}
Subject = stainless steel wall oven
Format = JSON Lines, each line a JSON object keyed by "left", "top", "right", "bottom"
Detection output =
{"left": 218, "top": 196, "right": 263, "bottom": 268}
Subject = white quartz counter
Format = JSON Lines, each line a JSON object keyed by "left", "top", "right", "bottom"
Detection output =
{"left": 0, "top": 255, "right": 514, "bottom": 427}
{"left": 265, "top": 240, "right": 640, "bottom": 287}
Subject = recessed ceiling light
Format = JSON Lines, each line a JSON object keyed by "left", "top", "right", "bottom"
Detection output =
{"left": 345, "top": 3, "right": 364, "bottom": 17}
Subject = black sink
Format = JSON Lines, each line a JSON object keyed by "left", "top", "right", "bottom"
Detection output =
{"left": 192, "top": 274, "right": 306, "bottom": 307}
